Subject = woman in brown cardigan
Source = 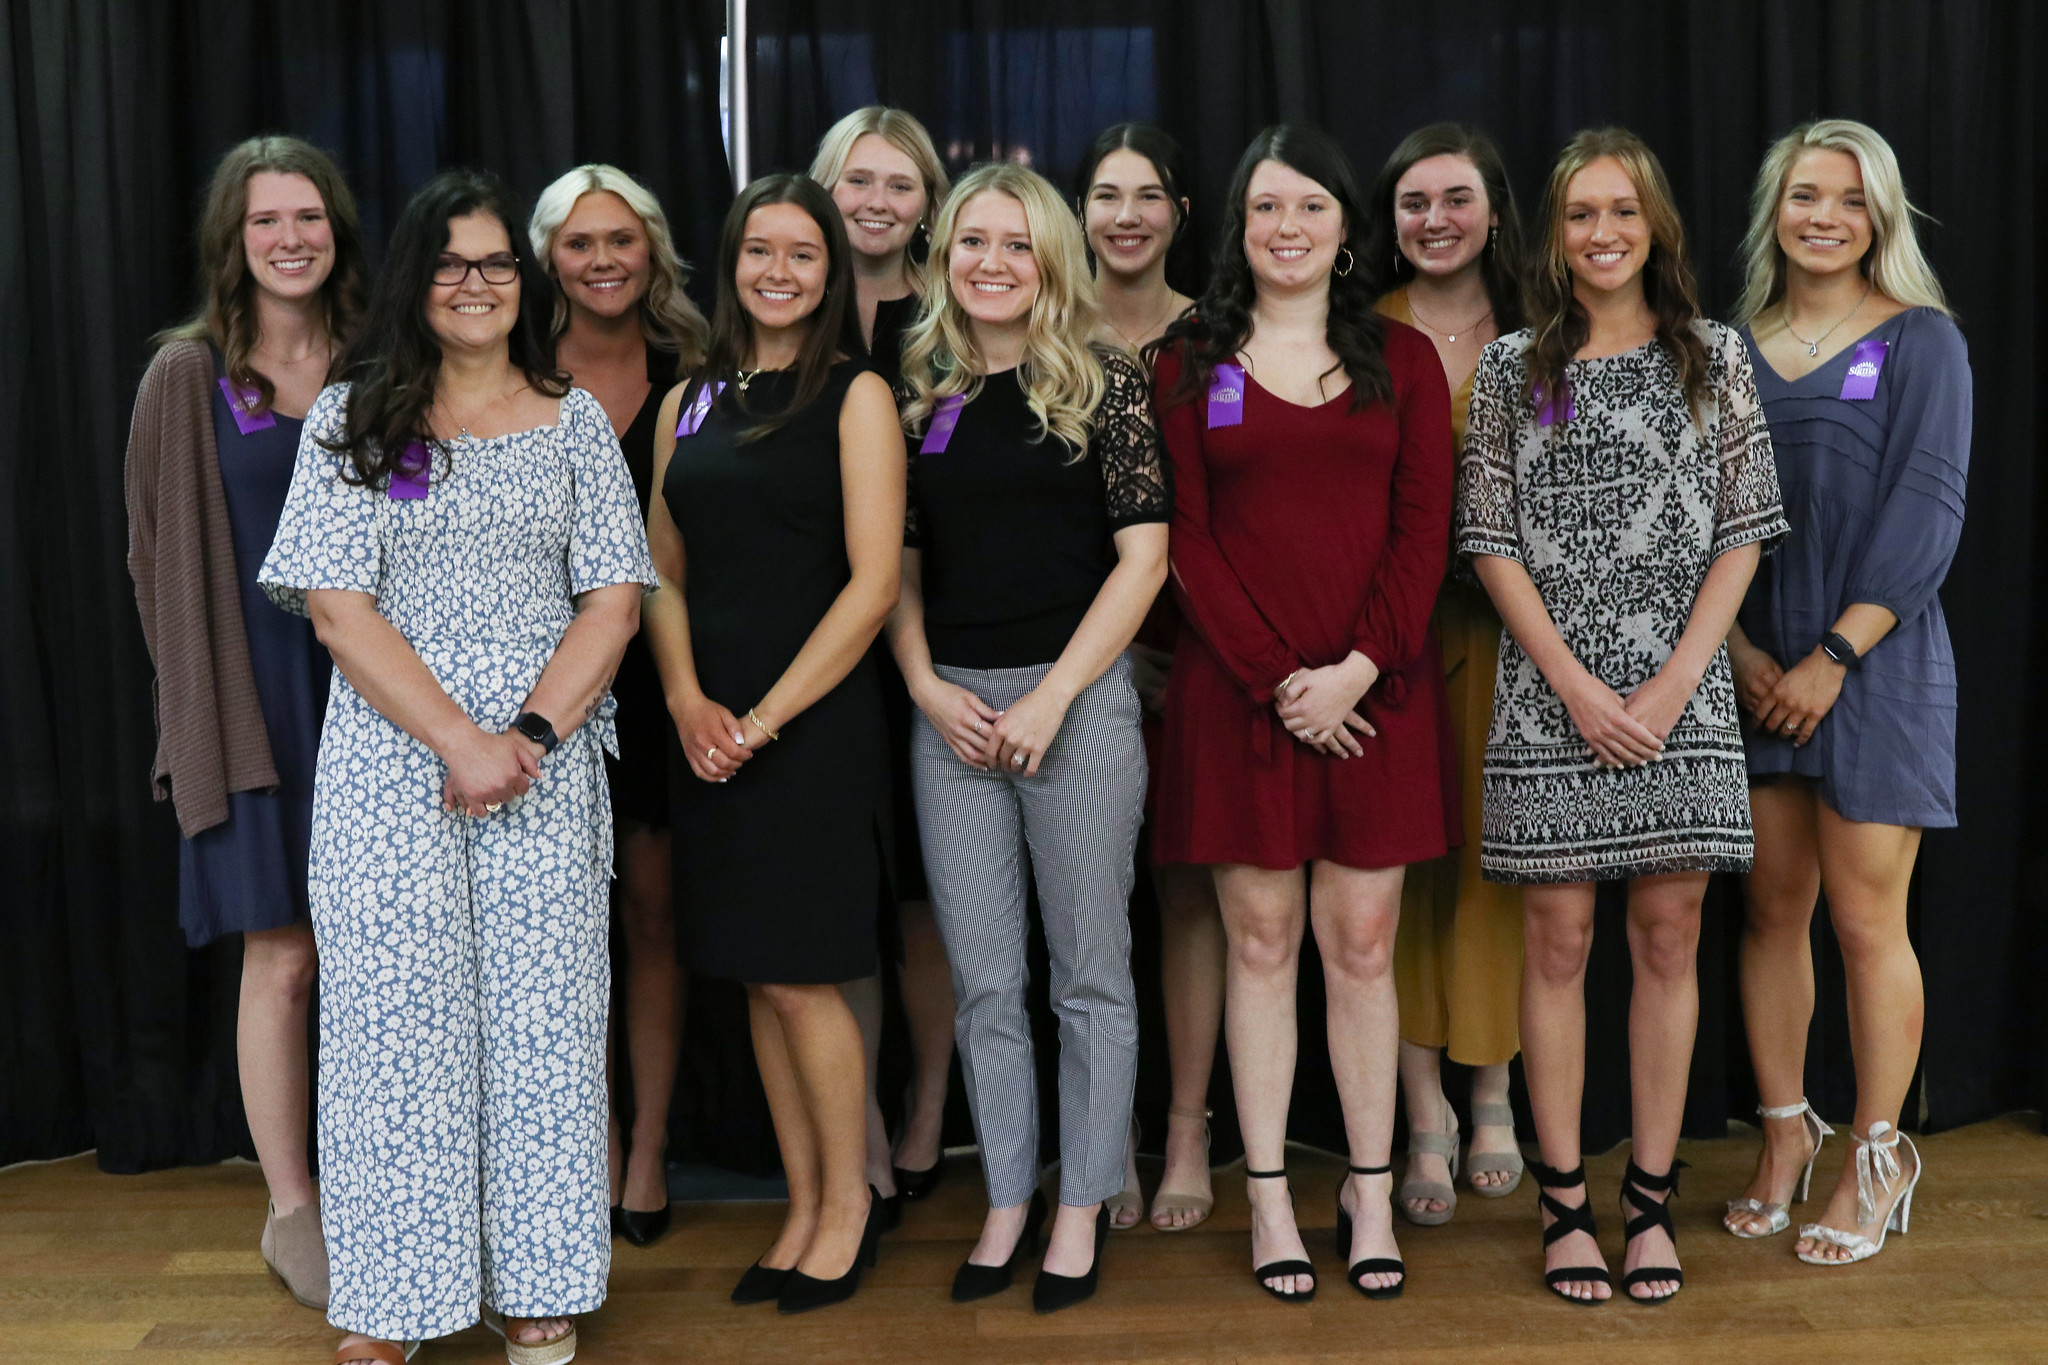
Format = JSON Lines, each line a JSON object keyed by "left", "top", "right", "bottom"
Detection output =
{"left": 123, "top": 135, "right": 366, "bottom": 1311}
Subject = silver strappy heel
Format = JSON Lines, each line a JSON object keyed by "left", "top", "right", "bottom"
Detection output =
{"left": 1797, "top": 1121, "right": 1921, "bottom": 1265}
{"left": 1724, "top": 1098, "right": 1834, "bottom": 1238}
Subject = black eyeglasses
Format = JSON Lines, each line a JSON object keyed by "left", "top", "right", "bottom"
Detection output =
{"left": 433, "top": 253, "right": 520, "bottom": 286}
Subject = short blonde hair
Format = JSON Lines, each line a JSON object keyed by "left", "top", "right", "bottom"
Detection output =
{"left": 1734, "top": 119, "right": 1948, "bottom": 323}
{"left": 529, "top": 164, "right": 709, "bottom": 372}
{"left": 900, "top": 163, "right": 1105, "bottom": 456}
{"left": 808, "top": 106, "right": 950, "bottom": 291}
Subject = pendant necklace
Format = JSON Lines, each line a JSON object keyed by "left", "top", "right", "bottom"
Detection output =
{"left": 1784, "top": 283, "right": 1871, "bottom": 357}
{"left": 1408, "top": 299, "right": 1492, "bottom": 343}
{"left": 735, "top": 367, "right": 766, "bottom": 393}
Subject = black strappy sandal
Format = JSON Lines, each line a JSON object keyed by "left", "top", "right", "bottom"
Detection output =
{"left": 1244, "top": 1168, "right": 1315, "bottom": 1303}
{"left": 1333, "top": 1163, "right": 1405, "bottom": 1299}
{"left": 1529, "top": 1160, "right": 1612, "bottom": 1306}
{"left": 1618, "top": 1159, "right": 1688, "bottom": 1304}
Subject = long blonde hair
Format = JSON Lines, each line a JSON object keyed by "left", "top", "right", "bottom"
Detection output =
{"left": 156, "top": 136, "right": 366, "bottom": 415}
{"left": 900, "top": 163, "right": 1106, "bottom": 457}
{"left": 808, "top": 106, "right": 950, "bottom": 292}
{"left": 1734, "top": 119, "right": 1948, "bottom": 324}
{"left": 528, "top": 164, "right": 709, "bottom": 375}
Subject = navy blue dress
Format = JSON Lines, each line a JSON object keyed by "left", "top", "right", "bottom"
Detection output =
{"left": 176, "top": 371, "right": 332, "bottom": 946}
{"left": 1737, "top": 308, "right": 1969, "bottom": 828}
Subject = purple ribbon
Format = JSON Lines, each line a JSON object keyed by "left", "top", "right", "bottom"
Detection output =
{"left": 388, "top": 440, "right": 431, "bottom": 501}
{"left": 675, "top": 380, "right": 726, "bottom": 437}
{"left": 218, "top": 377, "right": 276, "bottom": 434}
{"left": 1838, "top": 338, "right": 1888, "bottom": 401}
{"left": 1206, "top": 363, "right": 1247, "bottom": 429}
{"left": 919, "top": 393, "right": 967, "bottom": 454}
{"left": 1535, "top": 377, "right": 1576, "bottom": 427}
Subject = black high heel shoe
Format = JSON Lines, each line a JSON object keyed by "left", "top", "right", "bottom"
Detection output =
{"left": 951, "top": 1190, "right": 1048, "bottom": 1302}
{"left": 1618, "top": 1159, "right": 1688, "bottom": 1304}
{"left": 1031, "top": 1204, "right": 1111, "bottom": 1314}
{"left": 1530, "top": 1159, "right": 1612, "bottom": 1306}
{"left": 893, "top": 1159, "right": 946, "bottom": 1202}
{"left": 1334, "top": 1163, "right": 1405, "bottom": 1299}
{"left": 1244, "top": 1168, "right": 1315, "bottom": 1303}
{"left": 616, "top": 1203, "right": 671, "bottom": 1247}
{"left": 730, "top": 1261, "right": 792, "bottom": 1305}
{"left": 776, "top": 1187, "right": 886, "bottom": 1315}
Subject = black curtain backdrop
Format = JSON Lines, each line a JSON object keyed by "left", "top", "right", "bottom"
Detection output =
{"left": 0, "top": 0, "right": 730, "bottom": 1171}
{"left": 4, "top": 0, "right": 2041, "bottom": 1173}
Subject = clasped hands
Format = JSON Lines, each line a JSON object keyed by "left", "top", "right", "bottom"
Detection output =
{"left": 916, "top": 676, "right": 1067, "bottom": 777}
{"left": 441, "top": 724, "right": 547, "bottom": 815}
{"left": 1275, "top": 653, "right": 1379, "bottom": 758}
{"left": 1731, "top": 639, "right": 1843, "bottom": 747}
{"left": 676, "top": 694, "right": 773, "bottom": 783}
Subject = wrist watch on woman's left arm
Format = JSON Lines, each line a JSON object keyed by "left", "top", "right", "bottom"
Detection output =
{"left": 1819, "top": 632, "right": 1862, "bottom": 671}
{"left": 513, "top": 711, "right": 560, "bottom": 753}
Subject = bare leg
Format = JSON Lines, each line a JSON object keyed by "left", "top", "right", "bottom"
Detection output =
{"left": 1799, "top": 805, "right": 1923, "bottom": 1262}
{"left": 616, "top": 824, "right": 680, "bottom": 1213}
{"left": 1521, "top": 882, "right": 1608, "bottom": 1302}
{"left": 1151, "top": 862, "right": 1223, "bottom": 1229}
{"left": 1619, "top": 871, "right": 1708, "bottom": 1299}
{"left": 840, "top": 975, "right": 898, "bottom": 1199}
{"left": 1313, "top": 861, "right": 1406, "bottom": 1293}
{"left": 1395, "top": 1040, "right": 1452, "bottom": 1218}
{"left": 891, "top": 899, "right": 955, "bottom": 1174}
{"left": 1729, "top": 780, "right": 1825, "bottom": 1235}
{"left": 1214, "top": 863, "right": 1313, "bottom": 1297}
{"left": 757, "top": 982, "right": 874, "bottom": 1278}
{"left": 239, "top": 924, "right": 318, "bottom": 1212}
{"left": 747, "top": 989, "right": 822, "bottom": 1272}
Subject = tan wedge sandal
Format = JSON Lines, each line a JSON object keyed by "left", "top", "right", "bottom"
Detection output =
{"left": 1466, "top": 1101, "right": 1526, "bottom": 1198}
{"left": 1147, "top": 1106, "right": 1215, "bottom": 1232}
{"left": 482, "top": 1308, "right": 576, "bottom": 1365}
{"left": 1398, "top": 1114, "right": 1459, "bottom": 1226}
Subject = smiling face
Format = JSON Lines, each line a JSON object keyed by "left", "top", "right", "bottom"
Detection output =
{"left": 551, "top": 190, "right": 651, "bottom": 320}
{"left": 734, "top": 201, "right": 830, "bottom": 334}
{"left": 1394, "top": 153, "right": 1495, "bottom": 280}
{"left": 1775, "top": 147, "right": 1873, "bottom": 280}
{"left": 830, "top": 133, "right": 928, "bottom": 263}
{"left": 242, "top": 170, "right": 336, "bottom": 303}
{"left": 1243, "top": 159, "right": 1345, "bottom": 295}
{"left": 948, "top": 189, "right": 1040, "bottom": 334}
{"left": 1560, "top": 155, "right": 1651, "bottom": 297}
{"left": 1083, "top": 147, "right": 1184, "bottom": 281}
{"left": 427, "top": 211, "right": 520, "bottom": 353}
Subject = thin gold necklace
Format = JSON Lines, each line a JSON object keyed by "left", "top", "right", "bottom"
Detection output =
{"left": 1108, "top": 289, "right": 1180, "bottom": 352}
{"left": 1782, "top": 283, "right": 1871, "bottom": 357}
{"left": 1407, "top": 298, "right": 1492, "bottom": 343}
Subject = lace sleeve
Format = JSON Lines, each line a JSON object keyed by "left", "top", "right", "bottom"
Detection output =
{"left": 1094, "top": 352, "right": 1172, "bottom": 527}
{"left": 895, "top": 378, "right": 923, "bottom": 547}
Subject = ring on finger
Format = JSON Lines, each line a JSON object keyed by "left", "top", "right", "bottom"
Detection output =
{"left": 705, "top": 746, "right": 718, "bottom": 761}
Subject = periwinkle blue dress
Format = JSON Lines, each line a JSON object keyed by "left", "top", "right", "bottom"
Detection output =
{"left": 1737, "top": 307, "right": 1969, "bottom": 828}
{"left": 177, "top": 371, "right": 331, "bottom": 946}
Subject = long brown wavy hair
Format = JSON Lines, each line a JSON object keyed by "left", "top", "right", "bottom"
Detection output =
{"left": 1525, "top": 128, "right": 1710, "bottom": 423}
{"left": 156, "top": 135, "right": 366, "bottom": 414}
{"left": 1364, "top": 122, "right": 1527, "bottom": 334}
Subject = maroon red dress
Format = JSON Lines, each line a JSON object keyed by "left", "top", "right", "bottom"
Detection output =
{"left": 1152, "top": 325, "right": 1459, "bottom": 870}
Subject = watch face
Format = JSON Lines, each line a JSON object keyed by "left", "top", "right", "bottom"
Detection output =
{"left": 517, "top": 713, "right": 552, "bottom": 744}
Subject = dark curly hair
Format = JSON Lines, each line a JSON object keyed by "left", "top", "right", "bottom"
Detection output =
{"left": 1148, "top": 124, "right": 1390, "bottom": 411}
{"left": 324, "top": 169, "right": 568, "bottom": 489}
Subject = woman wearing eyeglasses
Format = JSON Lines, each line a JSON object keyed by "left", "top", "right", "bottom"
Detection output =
{"left": 260, "top": 170, "right": 656, "bottom": 1365}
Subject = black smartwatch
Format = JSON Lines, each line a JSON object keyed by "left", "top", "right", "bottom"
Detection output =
{"left": 1819, "top": 632, "right": 1863, "bottom": 671}
{"left": 513, "top": 711, "right": 560, "bottom": 753}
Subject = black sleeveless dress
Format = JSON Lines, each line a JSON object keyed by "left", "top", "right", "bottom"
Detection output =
{"left": 665, "top": 359, "right": 885, "bottom": 984}
{"left": 605, "top": 344, "right": 680, "bottom": 830}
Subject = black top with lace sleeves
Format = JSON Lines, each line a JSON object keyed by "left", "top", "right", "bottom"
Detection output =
{"left": 903, "top": 349, "right": 1171, "bottom": 669}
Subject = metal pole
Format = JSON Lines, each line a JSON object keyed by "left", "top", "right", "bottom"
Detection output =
{"left": 727, "top": 0, "right": 751, "bottom": 187}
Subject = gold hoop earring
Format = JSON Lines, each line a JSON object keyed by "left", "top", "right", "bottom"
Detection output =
{"left": 1336, "top": 246, "right": 1355, "bottom": 278}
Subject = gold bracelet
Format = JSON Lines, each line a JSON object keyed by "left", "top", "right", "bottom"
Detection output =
{"left": 745, "top": 707, "right": 780, "bottom": 742}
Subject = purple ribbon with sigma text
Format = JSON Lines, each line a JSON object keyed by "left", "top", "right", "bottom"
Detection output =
{"left": 1534, "top": 377, "right": 1576, "bottom": 427}
{"left": 675, "top": 380, "right": 726, "bottom": 437}
{"left": 388, "top": 440, "right": 431, "bottom": 501}
{"left": 920, "top": 393, "right": 967, "bottom": 454}
{"left": 1838, "top": 338, "right": 1888, "bottom": 401}
{"left": 218, "top": 377, "right": 276, "bottom": 434}
{"left": 1207, "top": 363, "right": 1247, "bottom": 429}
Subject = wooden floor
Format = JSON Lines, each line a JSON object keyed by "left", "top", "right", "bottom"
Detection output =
{"left": 7, "top": 1116, "right": 2048, "bottom": 1364}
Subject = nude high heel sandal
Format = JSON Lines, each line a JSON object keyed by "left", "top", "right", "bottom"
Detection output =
{"left": 1147, "top": 1106, "right": 1215, "bottom": 1232}
{"left": 1797, "top": 1121, "right": 1921, "bottom": 1265}
{"left": 1725, "top": 1098, "right": 1835, "bottom": 1238}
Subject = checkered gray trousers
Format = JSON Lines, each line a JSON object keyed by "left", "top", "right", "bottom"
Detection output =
{"left": 915, "top": 654, "right": 1146, "bottom": 1208}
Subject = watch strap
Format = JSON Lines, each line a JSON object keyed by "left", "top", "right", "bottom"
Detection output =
{"left": 1820, "top": 632, "right": 1862, "bottom": 671}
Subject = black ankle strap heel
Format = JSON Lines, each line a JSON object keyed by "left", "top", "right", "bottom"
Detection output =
{"left": 1530, "top": 1160, "right": 1612, "bottom": 1306}
{"left": 1334, "top": 1163, "right": 1405, "bottom": 1299}
{"left": 1618, "top": 1159, "right": 1689, "bottom": 1304}
{"left": 1244, "top": 1168, "right": 1315, "bottom": 1303}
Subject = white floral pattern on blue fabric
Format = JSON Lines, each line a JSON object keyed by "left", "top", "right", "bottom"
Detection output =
{"left": 258, "top": 384, "right": 658, "bottom": 1339}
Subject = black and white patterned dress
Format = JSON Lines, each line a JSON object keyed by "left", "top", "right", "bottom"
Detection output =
{"left": 1455, "top": 322, "right": 1787, "bottom": 883}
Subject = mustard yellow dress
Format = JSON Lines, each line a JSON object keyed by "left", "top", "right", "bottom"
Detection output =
{"left": 1378, "top": 290, "right": 1522, "bottom": 1066}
